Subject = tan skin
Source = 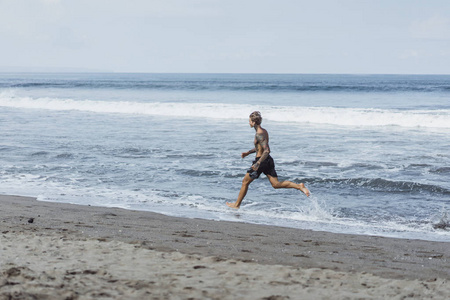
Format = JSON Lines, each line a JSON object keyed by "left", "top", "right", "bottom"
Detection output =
{"left": 226, "top": 118, "right": 310, "bottom": 209}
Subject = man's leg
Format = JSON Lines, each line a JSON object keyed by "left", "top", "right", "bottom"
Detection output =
{"left": 267, "top": 175, "right": 310, "bottom": 197}
{"left": 226, "top": 173, "right": 254, "bottom": 209}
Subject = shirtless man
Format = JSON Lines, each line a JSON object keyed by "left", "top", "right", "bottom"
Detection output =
{"left": 226, "top": 111, "right": 310, "bottom": 209}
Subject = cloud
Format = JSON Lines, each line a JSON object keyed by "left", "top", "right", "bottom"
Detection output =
{"left": 410, "top": 15, "right": 450, "bottom": 40}
{"left": 440, "top": 49, "right": 450, "bottom": 57}
{"left": 399, "top": 50, "right": 419, "bottom": 60}
{"left": 51, "top": 27, "right": 89, "bottom": 49}
{"left": 41, "top": 0, "right": 61, "bottom": 4}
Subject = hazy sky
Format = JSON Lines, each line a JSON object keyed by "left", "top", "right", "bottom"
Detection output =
{"left": 1, "top": 0, "right": 449, "bottom": 74}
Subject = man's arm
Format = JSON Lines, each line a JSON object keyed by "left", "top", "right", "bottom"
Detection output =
{"left": 242, "top": 148, "right": 256, "bottom": 158}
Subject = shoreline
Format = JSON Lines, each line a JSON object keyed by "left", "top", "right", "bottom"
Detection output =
{"left": 1, "top": 194, "right": 449, "bottom": 299}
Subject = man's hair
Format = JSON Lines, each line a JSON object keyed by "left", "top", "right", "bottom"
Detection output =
{"left": 249, "top": 111, "right": 262, "bottom": 125}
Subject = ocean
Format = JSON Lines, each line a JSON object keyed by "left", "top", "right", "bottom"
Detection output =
{"left": 0, "top": 73, "right": 449, "bottom": 242}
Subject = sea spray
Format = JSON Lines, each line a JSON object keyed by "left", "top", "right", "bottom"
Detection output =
{"left": 432, "top": 211, "right": 450, "bottom": 230}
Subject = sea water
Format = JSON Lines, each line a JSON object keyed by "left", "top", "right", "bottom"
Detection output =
{"left": 0, "top": 73, "right": 449, "bottom": 242}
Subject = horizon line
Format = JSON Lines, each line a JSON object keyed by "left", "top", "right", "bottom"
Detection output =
{"left": 0, "top": 70, "right": 449, "bottom": 76}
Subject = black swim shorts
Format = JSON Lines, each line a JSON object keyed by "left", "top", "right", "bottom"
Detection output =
{"left": 247, "top": 155, "right": 278, "bottom": 179}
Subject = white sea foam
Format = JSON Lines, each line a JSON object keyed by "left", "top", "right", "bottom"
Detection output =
{"left": 1, "top": 92, "right": 449, "bottom": 129}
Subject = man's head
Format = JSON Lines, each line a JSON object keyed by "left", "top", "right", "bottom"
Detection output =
{"left": 249, "top": 111, "right": 262, "bottom": 127}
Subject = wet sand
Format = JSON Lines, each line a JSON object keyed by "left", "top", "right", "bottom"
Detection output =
{"left": 1, "top": 194, "right": 449, "bottom": 299}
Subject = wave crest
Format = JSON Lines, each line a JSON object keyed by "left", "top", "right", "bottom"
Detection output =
{"left": 1, "top": 93, "right": 449, "bottom": 129}
{"left": 305, "top": 177, "right": 450, "bottom": 195}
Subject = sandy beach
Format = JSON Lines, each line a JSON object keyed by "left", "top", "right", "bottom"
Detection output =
{"left": 0, "top": 195, "right": 449, "bottom": 299}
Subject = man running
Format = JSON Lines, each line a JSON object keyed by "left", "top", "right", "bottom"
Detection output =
{"left": 226, "top": 111, "right": 310, "bottom": 209}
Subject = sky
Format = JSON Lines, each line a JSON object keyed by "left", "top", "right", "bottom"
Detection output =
{"left": 0, "top": 0, "right": 449, "bottom": 74}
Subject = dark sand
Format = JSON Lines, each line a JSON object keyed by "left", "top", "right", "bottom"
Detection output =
{"left": 1, "top": 195, "right": 449, "bottom": 299}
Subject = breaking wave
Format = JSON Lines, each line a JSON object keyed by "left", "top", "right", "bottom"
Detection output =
{"left": 305, "top": 177, "right": 450, "bottom": 195}
{"left": 1, "top": 93, "right": 450, "bottom": 129}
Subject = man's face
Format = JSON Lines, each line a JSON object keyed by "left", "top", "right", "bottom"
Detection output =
{"left": 249, "top": 118, "right": 255, "bottom": 128}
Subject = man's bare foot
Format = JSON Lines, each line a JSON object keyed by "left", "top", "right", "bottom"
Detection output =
{"left": 226, "top": 202, "right": 240, "bottom": 209}
{"left": 299, "top": 183, "right": 310, "bottom": 197}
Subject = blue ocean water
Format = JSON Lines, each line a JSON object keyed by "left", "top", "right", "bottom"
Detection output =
{"left": 1, "top": 73, "right": 449, "bottom": 242}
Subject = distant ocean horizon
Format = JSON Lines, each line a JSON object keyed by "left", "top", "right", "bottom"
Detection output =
{"left": 1, "top": 72, "right": 449, "bottom": 242}
{"left": 1, "top": 67, "right": 450, "bottom": 75}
